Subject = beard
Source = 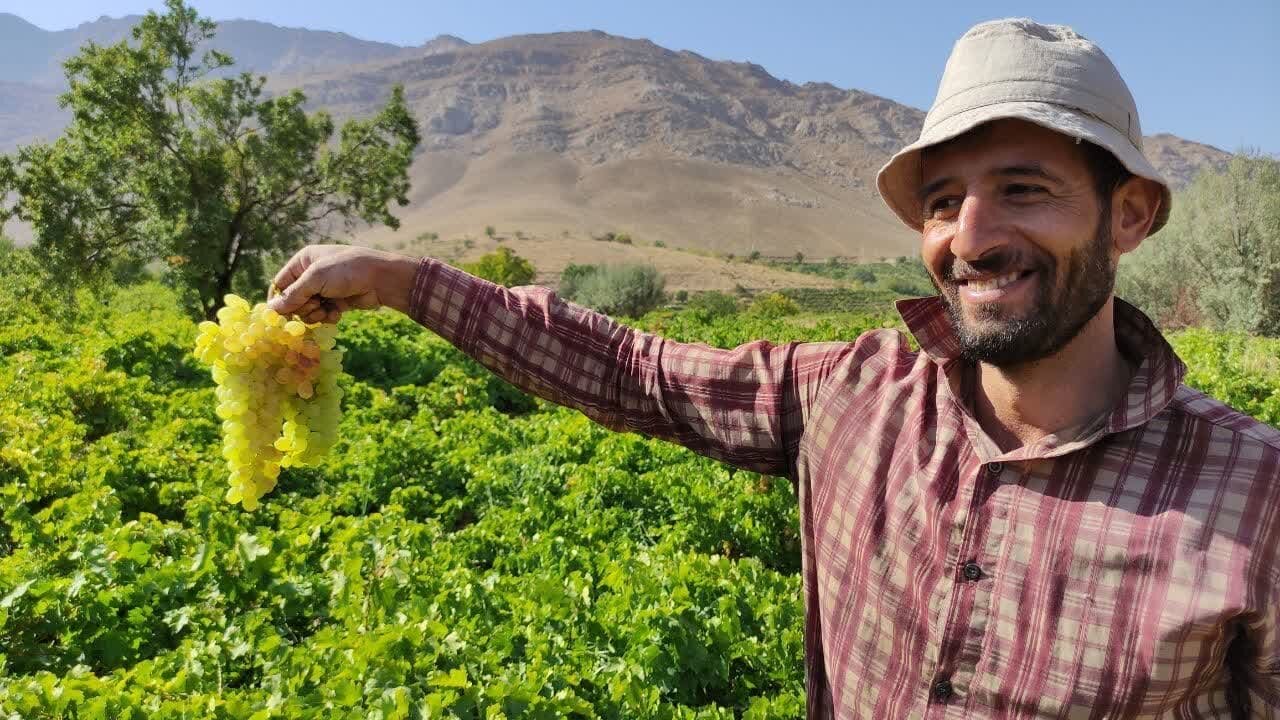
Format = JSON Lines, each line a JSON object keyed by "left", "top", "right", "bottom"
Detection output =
{"left": 932, "top": 218, "right": 1116, "bottom": 368}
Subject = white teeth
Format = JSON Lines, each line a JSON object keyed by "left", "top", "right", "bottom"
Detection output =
{"left": 967, "top": 271, "right": 1023, "bottom": 293}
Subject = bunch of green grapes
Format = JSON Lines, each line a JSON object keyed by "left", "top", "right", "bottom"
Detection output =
{"left": 193, "top": 294, "right": 344, "bottom": 510}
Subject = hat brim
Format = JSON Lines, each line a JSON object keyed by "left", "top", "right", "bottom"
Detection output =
{"left": 875, "top": 101, "right": 1172, "bottom": 235}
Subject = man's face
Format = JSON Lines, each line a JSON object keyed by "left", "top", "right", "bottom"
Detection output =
{"left": 918, "top": 119, "right": 1117, "bottom": 367}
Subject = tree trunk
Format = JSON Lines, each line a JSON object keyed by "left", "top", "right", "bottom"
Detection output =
{"left": 206, "top": 222, "right": 246, "bottom": 320}
{"left": 206, "top": 269, "right": 235, "bottom": 322}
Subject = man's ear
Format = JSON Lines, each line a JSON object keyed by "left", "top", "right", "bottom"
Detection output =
{"left": 1111, "top": 177, "right": 1163, "bottom": 254}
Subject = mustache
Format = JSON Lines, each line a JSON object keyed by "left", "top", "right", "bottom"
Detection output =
{"left": 943, "top": 250, "right": 1047, "bottom": 284}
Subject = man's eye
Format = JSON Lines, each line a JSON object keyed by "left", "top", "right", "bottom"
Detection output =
{"left": 926, "top": 197, "right": 960, "bottom": 216}
{"left": 1007, "top": 184, "right": 1046, "bottom": 196}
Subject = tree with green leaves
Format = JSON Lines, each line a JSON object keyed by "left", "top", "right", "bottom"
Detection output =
{"left": 1117, "top": 152, "right": 1280, "bottom": 335}
{"left": 462, "top": 246, "right": 537, "bottom": 287}
{"left": 0, "top": 0, "right": 420, "bottom": 319}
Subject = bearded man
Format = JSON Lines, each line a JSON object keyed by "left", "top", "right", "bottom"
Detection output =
{"left": 268, "top": 18, "right": 1279, "bottom": 718}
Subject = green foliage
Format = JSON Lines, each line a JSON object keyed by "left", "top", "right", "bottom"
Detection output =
{"left": 636, "top": 301, "right": 904, "bottom": 350}
{"left": 746, "top": 292, "right": 799, "bottom": 319}
{"left": 771, "top": 288, "right": 900, "bottom": 315}
{"left": 774, "top": 257, "right": 934, "bottom": 296}
{"left": 561, "top": 263, "right": 666, "bottom": 319}
{"left": 558, "top": 263, "right": 596, "bottom": 299}
{"left": 0, "top": 0, "right": 421, "bottom": 319}
{"left": 462, "top": 246, "right": 536, "bottom": 288}
{"left": 887, "top": 279, "right": 923, "bottom": 295}
{"left": 0, "top": 242, "right": 76, "bottom": 328}
{"left": 685, "top": 291, "right": 739, "bottom": 322}
{"left": 0, "top": 275, "right": 808, "bottom": 718}
{"left": 484, "top": 225, "right": 496, "bottom": 238}
{"left": 2, "top": 257, "right": 1276, "bottom": 718}
{"left": 1169, "top": 328, "right": 1280, "bottom": 426}
{"left": 1118, "top": 152, "right": 1280, "bottom": 335}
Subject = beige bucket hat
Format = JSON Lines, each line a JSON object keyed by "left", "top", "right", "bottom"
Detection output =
{"left": 876, "top": 18, "right": 1172, "bottom": 235}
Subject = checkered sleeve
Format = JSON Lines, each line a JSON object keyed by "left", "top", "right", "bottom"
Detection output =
{"left": 406, "top": 257, "right": 857, "bottom": 477}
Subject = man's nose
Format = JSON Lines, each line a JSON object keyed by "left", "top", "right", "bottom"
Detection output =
{"left": 950, "top": 193, "right": 1006, "bottom": 261}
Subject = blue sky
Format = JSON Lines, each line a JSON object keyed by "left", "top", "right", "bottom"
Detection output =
{"left": 6, "top": 0, "right": 1277, "bottom": 154}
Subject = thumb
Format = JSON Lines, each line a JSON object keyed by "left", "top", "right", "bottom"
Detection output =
{"left": 268, "top": 264, "right": 323, "bottom": 316}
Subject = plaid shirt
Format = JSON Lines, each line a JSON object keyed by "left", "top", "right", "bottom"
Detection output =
{"left": 408, "top": 258, "right": 1280, "bottom": 719}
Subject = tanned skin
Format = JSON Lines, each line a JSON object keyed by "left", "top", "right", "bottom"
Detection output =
{"left": 918, "top": 118, "right": 1164, "bottom": 453}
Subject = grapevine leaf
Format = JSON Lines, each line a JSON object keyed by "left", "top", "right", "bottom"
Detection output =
{"left": 0, "top": 579, "right": 34, "bottom": 609}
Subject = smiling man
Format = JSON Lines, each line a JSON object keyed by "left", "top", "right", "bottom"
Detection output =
{"left": 909, "top": 117, "right": 1158, "bottom": 457}
{"left": 267, "top": 18, "right": 1280, "bottom": 719}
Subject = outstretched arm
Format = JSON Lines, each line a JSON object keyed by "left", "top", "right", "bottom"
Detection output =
{"left": 407, "top": 257, "right": 858, "bottom": 476}
{"left": 269, "top": 246, "right": 858, "bottom": 477}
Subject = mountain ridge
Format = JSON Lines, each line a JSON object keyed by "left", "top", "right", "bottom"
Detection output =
{"left": 0, "top": 15, "right": 1234, "bottom": 283}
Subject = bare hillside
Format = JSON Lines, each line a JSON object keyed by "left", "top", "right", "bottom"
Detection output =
{"left": 1, "top": 19, "right": 1235, "bottom": 274}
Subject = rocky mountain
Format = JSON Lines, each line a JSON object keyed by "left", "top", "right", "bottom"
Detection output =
{"left": 277, "top": 30, "right": 1229, "bottom": 261}
{"left": 0, "top": 12, "right": 435, "bottom": 87}
{"left": 0, "top": 12, "right": 449, "bottom": 150}
{"left": 0, "top": 16, "right": 1233, "bottom": 271}
{"left": 1144, "top": 134, "right": 1232, "bottom": 187}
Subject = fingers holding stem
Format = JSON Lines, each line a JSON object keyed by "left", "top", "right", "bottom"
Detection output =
{"left": 265, "top": 282, "right": 340, "bottom": 325}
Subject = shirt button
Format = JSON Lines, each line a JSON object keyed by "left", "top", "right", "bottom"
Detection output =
{"left": 987, "top": 462, "right": 1004, "bottom": 476}
{"left": 963, "top": 562, "right": 983, "bottom": 581}
{"left": 933, "top": 678, "right": 954, "bottom": 702}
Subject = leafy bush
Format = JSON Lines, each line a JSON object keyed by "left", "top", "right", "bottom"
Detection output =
{"left": 888, "top": 279, "right": 923, "bottom": 295}
{"left": 558, "top": 262, "right": 597, "bottom": 299}
{"left": 686, "top": 291, "right": 739, "bottom": 321}
{"left": 0, "top": 242, "right": 75, "bottom": 328}
{"left": 1169, "top": 328, "right": 1280, "bottom": 425}
{"left": 561, "top": 263, "right": 666, "bottom": 318}
{"left": 851, "top": 267, "right": 877, "bottom": 284}
{"left": 461, "top": 246, "right": 536, "bottom": 287}
{"left": 1117, "top": 153, "right": 1280, "bottom": 335}
{"left": 747, "top": 292, "right": 799, "bottom": 319}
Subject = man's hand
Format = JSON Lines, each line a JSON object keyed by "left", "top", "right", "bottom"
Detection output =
{"left": 267, "top": 245, "right": 419, "bottom": 323}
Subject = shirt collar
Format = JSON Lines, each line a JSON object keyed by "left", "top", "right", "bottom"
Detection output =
{"left": 895, "top": 295, "right": 1188, "bottom": 438}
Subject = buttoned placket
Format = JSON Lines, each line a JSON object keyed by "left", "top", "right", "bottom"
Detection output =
{"left": 924, "top": 457, "right": 1006, "bottom": 716}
